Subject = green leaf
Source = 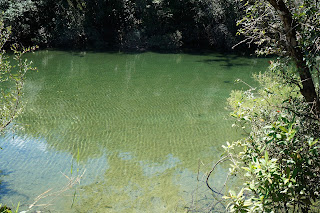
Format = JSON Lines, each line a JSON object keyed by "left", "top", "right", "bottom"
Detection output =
{"left": 285, "top": 167, "right": 290, "bottom": 175}
{"left": 308, "top": 138, "right": 318, "bottom": 147}
{"left": 292, "top": 168, "right": 298, "bottom": 178}
{"left": 265, "top": 151, "right": 269, "bottom": 162}
{"left": 242, "top": 167, "right": 250, "bottom": 171}
{"left": 279, "top": 126, "right": 287, "bottom": 133}
{"left": 243, "top": 199, "right": 252, "bottom": 207}
{"left": 237, "top": 188, "right": 245, "bottom": 198}
{"left": 15, "top": 202, "right": 20, "bottom": 213}
{"left": 289, "top": 129, "right": 296, "bottom": 139}
{"left": 284, "top": 178, "right": 290, "bottom": 184}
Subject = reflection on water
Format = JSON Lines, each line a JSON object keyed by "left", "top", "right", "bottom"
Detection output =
{"left": 0, "top": 133, "right": 108, "bottom": 212}
{"left": 0, "top": 51, "right": 269, "bottom": 212}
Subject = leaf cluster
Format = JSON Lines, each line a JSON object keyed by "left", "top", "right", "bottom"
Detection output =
{"left": 0, "top": 0, "right": 243, "bottom": 51}
{"left": 236, "top": 0, "right": 320, "bottom": 60}
{"left": 223, "top": 68, "right": 320, "bottom": 212}
{"left": 0, "top": 18, "right": 37, "bottom": 133}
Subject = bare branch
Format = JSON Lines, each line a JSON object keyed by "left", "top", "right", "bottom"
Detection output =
{"left": 206, "top": 155, "right": 230, "bottom": 196}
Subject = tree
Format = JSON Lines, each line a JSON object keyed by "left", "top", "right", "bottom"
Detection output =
{"left": 0, "top": 0, "right": 243, "bottom": 51}
{"left": 221, "top": 71, "right": 320, "bottom": 212}
{"left": 0, "top": 0, "right": 37, "bottom": 45}
{"left": 0, "top": 18, "right": 36, "bottom": 133}
{"left": 205, "top": 1, "right": 320, "bottom": 212}
{"left": 236, "top": 0, "right": 320, "bottom": 115}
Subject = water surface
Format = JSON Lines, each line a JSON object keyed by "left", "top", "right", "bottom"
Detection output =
{"left": 0, "top": 51, "right": 269, "bottom": 212}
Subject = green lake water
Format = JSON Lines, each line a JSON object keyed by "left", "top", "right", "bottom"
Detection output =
{"left": 0, "top": 51, "right": 269, "bottom": 212}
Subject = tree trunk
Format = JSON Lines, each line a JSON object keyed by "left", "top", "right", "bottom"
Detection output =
{"left": 267, "top": 0, "right": 320, "bottom": 114}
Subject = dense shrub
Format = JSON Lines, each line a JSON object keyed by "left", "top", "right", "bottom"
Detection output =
{"left": 222, "top": 66, "right": 320, "bottom": 212}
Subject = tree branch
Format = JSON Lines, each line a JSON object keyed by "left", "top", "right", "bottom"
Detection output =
{"left": 206, "top": 155, "right": 230, "bottom": 196}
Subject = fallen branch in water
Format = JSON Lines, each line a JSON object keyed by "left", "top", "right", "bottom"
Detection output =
{"left": 206, "top": 155, "right": 230, "bottom": 196}
{"left": 28, "top": 169, "right": 86, "bottom": 210}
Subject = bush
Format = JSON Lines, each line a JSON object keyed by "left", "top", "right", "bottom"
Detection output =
{"left": 222, "top": 66, "right": 320, "bottom": 212}
{"left": 0, "top": 18, "right": 37, "bottom": 132}
{"left": 147, "top": 30, "right": 183, "bottom": 51}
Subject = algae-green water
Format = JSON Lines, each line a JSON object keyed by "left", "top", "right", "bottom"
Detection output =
{"left": 0, "top": 51, "right": 269, "bottom": 212}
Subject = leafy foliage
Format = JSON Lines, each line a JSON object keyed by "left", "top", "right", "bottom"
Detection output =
{"left": 220, "top": 2, "right": 320, "bottom": 210}
{"left": 236, "top": 0, "right": 320, "bottom": 58}
{"left": 235, "top": 0, "right": 320, "bottom": 112}
{"left": 0, "top": 203, "right": 19, "bottom": 213}
{"left": 223, "top": 69, "right": 320, "bottom": 212}
{"left": 0, "top": 18, "right": 37, "bottom": 133}
{"left": 0, "top": 0, "right": 243, "bottom": 51}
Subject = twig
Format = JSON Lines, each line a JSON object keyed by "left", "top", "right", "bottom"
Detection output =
{"left": 28, "top": 169, "right": 86, "bottom": 210}
{"left": 0, "top": 83, "right": 23, "bottom": 132}
{"left": 206, "top": 155, "right": 230, "bottom": 196}
{"left": 197, "top": 159, "right": 204, "bottom": 181}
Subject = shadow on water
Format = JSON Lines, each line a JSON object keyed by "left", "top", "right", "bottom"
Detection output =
{"left": 197, "top": 54, "right": 250, "bottom": 68}
{"left": 0, "top": 170, "right": 28, "bottom": 200}
{"left": 54, "top": 46, "right": 251, "bottom": 57}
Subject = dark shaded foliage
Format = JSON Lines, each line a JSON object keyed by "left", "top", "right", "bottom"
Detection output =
{"left": 0, "top": 0, "right": 243, "bottom": 51}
